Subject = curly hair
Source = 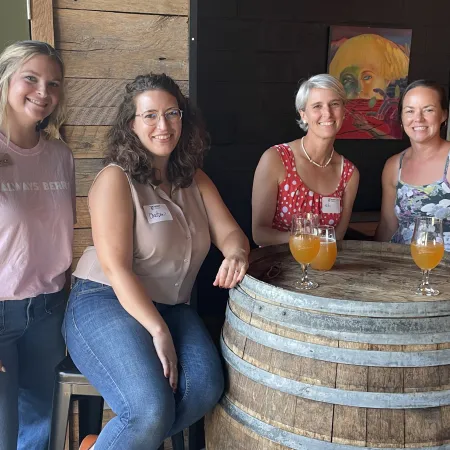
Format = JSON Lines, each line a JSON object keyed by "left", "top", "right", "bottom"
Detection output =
{"left": 105, "top": 73, "right": 209, "bottom": 188}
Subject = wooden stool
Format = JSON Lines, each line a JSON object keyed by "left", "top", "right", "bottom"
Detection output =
{"left": 48, "top": 355, "right": 187, "bottom": 450}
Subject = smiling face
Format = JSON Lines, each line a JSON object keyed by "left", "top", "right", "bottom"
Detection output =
{"left": 401, "top": 86, "right": 448, "bottom": 144}
{"left": 300, "top": 88, "right": 345, "bottom": 139}
{"left": 131, "top": 89, "right": 182, "bottom": 160}
{"left": 7, "top": 54, "right": 63, "bottom": 128}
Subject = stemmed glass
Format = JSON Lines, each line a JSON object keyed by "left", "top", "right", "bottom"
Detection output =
{"left": 410, "top": 217, "right": 444, "bottom": 296}
{"left": 310, "top": 225, "right": 337, "bottom": 271}
{"left": 289, "top": 215, "right": 320, "bottom": 290}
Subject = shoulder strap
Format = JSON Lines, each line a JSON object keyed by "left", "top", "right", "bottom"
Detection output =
{"left": 443, "top": 150, "right": 450, "bottom": 178}
{"left": 275, "top": 144, "right": 296, "bottom": 171}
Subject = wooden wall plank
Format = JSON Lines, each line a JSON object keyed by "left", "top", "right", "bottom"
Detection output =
{"left": 63, "top": 79, "right": 189, "bottom": 126}
{"left": 54, "top": 0, "right": 188, "bottom": 16}
{"left": 75, "top": 197, "right": 90, "bottom": 229}
{"left": 75, "top": 159, "right": 103, "bottom": 196}
{"left": 31, "top": 0, "right": 54, "bottom": 45}
{"left": 73, "top": 228, "right": 93, "bottom": 259}
{"left": 66, "top": 79, "right": 189, "bottom": 108}
{"left": 54, "top": 9, "right": 188, "bottom": 79}
{"left": 63, "top": 126, "right": 109, "bottom": 159}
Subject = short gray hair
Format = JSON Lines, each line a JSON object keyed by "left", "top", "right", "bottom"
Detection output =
{"left": 295, "top": 74, "right": 346, "bottom": 131}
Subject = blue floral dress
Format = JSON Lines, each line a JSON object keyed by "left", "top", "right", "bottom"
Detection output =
{"left": 391, "top": 150, "right": 450, "bottom": 251}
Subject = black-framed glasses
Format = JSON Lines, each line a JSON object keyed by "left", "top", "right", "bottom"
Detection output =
{"left": 135, "top": 108, "right": 183, "bottom": 126}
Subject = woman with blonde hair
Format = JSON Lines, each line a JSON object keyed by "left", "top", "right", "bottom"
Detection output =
{"left": 0, "top": 41, "right": 75, "bottom": 450}
{"left": 252, "top": 74, "right": 359, "bottom": 246}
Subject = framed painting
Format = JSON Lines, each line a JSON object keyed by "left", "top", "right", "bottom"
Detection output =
{"left": 328, "top": 25, "right": 412, "bottom": 139}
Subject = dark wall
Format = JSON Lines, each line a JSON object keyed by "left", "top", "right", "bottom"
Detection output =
{"left": 196, "top": 0, "right": 450, "bottom": 317}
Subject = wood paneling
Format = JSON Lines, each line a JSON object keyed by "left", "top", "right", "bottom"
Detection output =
{"left": 30, "top": 0, "right": 54, "bottom": 45}
{"left": 54, "top": 9, "right": 188, "bottom": 79}
{"left": 54, "top": 0, "right": 188, "bottom": 16}
{"left": 75, "top": 159, "right": 103, "bottom": 196}
{"left": 75, "top": 197, "right": 90, "bottom": 229}
{"left": 63, "top": 126, "right": 109, "bottom": 159}
{"left": 63, "top": 79, "right": 189, "bottom": 126}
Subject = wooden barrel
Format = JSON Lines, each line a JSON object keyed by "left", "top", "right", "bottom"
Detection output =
{"left": 205, "top": 241, "right": 450, "bottom": 449}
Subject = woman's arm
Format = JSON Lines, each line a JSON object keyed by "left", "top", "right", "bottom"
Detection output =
{"left": 195, "top": 170, "right": 250, "bottom": 289}
{"left": 89, "top": 166, "right": 178, "bottom": 390}
{"left": 252, "top": 147, "right": 290, "bottom": 246}
{"left": 374, "top": 155, "right": 400, "bottom": 242}
{"left": 335, "top": 167, "right": 360, "bottom": 240}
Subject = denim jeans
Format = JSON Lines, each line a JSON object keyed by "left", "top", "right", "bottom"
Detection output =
{"left": 63, "top": 279, "right": 224, "bottom": 450}
{"left": 0, "top": 290, "right": 66, "bottom": 450}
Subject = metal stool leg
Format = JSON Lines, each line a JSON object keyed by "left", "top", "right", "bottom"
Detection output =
{"left": 48, "top": 382, "right": 72, "bottom": 450}
{"left": 172, "top": 430, "right": 185, "bottom": 450}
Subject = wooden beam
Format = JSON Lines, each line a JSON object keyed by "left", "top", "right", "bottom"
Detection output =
{"left": 30, "top": 0, "right": 55, "bottom": 45}
{"left": 54, "top": 0, "right": 188, "bottom": 16}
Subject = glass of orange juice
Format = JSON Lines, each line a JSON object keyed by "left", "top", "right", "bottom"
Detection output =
{"left": 410, "top": 217, "right": 444, "bottom": 296}
{"left": 311, "top": 226, "right": 337, "bottom": 271}
{"left": 289, "top": 215, "right": 320, "bottom": 290}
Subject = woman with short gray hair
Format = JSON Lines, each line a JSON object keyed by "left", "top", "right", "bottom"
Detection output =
{"left": 252, "top": 74, "right": 359, "bottom": 246}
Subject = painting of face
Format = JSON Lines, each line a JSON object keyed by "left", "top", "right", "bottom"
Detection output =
{"left": 328, "top": 26, "right": 412, "bottom": 139}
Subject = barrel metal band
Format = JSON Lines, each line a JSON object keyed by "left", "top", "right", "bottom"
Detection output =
{"left": 220, "top": 396, "right": 450, "bottom": 450}
{"left": 226, "top": 305, "right": 450, "bottom": 367}
{"left": 231, "top": 287, "right": 450, "bottom": 345}
{"left": 241, "top": 275, "right": 450, "bottom": 318}
{"left": 221, "top": 336, "right": 450, "bottom": 408}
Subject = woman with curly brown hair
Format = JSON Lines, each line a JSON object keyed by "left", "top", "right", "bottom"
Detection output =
{"left": 63, "top": 73, "right": 249, "bottom": 450}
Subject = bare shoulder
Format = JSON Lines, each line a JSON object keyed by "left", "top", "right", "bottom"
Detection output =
{"left": 194, "top": 169, "right": 219, "bottom": 198}
{"left": 90, "top": 165, "right": 130, "bottom": 197}
{"left": 256, "top": 146, "right": 285, "bottom": 178}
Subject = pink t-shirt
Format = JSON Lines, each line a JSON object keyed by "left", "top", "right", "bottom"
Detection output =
{"left": 0, "top": 131, "right": 76, "bottom": 300}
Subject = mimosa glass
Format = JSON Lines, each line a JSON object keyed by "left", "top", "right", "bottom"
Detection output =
{"left": 310, "top": 226, "right": 337, "bottom": 271}
{"left": 410, "top": 217, "right": 444, "bottom": 296}
{"left": 289, "top": 215, "right": 320, "bottom": 290}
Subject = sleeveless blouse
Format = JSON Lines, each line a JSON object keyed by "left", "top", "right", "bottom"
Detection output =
{"left": 272, "top": 143, "right": 356, "bottom": 231}
{"left": 391, "top": 151, "right": 450, "bottom": 251}
{"left": 74, "top": 164, "right": 211, "bottom": 305}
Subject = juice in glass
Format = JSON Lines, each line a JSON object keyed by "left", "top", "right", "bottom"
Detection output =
{"left": 411, "top": 242, "right": 444, "bottom": 270}
{"left": 311, "top": 239, "right": 337, "bottom": 270}
{"left": 289, "top": 234, "right": 320, "bottom": 265}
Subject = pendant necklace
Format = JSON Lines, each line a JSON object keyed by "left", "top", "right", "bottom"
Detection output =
{"left": 301, "top": 137, "right": 334, "bottom": 168}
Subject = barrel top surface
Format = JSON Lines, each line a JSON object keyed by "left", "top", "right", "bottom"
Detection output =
{"left": 246, "top": 241, "right": 450, "bottom": 304}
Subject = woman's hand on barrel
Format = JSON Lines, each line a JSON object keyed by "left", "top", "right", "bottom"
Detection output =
{"left": 153, "top": 330, "right": 178, "bottom": 392}
{"left": 214, "top": 249, "right": 249, "bottom": 289}
{"left": 0, "top": 360, "right": 5, "bottom": 373}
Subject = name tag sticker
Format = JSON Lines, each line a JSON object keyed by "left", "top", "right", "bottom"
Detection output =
{"left": 321, "top": 197, "right": 341, "bottom": 214}
{"left": 143, "top": 204, "right": 173, "bottom": 224}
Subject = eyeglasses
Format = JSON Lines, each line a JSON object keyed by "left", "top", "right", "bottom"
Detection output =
{"left": 135, "top": 108, "right": 183, "bottom": 126}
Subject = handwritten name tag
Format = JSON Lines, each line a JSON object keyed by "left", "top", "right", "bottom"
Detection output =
{"left": 143, "top": 204, "right": 173, "bottom": 224}
{"left": 321, "top": 197, "right": 341, "bottom": 214}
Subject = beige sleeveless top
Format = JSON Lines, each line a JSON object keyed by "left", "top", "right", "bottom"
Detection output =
{"left": 73, "top": 164, "right": 211, "bottom": 305}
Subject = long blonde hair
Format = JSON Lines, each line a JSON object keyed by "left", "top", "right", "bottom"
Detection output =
{"left": 0, "top": 40, "right": 66, "bottom": 139}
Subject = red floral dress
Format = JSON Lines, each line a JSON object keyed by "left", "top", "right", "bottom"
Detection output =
{"left": 272, "top": 143, "right": 356, "bottom": 231}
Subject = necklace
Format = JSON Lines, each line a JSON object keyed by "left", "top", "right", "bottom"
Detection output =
{"left": 301, "top": 137, "right": 334, "bottom": 168}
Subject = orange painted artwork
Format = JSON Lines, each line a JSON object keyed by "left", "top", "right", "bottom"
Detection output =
{"left": 328, "top": 26, "right": 412, "bottom": 139}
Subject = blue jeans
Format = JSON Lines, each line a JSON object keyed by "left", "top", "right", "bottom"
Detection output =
{"left": 0, "top": 290, "right": 66, "bottom": 450}
{"left": 63, "top": 279, "right": 224, "bottom": 450}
